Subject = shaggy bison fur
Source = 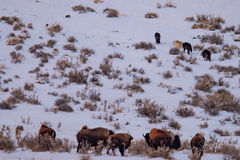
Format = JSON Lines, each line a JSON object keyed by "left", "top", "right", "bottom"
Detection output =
{"left": 143, "top": 128, "right": 181, "bottom": 150}
{"left": 76, "top": 126, "right": 114, "bottom": 152}
{"left": 191, "top": 133, "right": 205, "bottom": 159}
{"left": 38, "top": 124, "right": 56, "bottom": 139}
{"left": 182, "top": 42, "right": 192, "bottom": 54}
{"left": 154, "top": 32, "right": 161, "bottom": 44}
{"left": 201, "top": 49, "right": 211, "bottom": 61}
{"left": 107, "top": 133, "right": 133, "bottom": 156}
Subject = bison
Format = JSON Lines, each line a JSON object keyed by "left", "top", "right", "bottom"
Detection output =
{"left": 154, "top": 32, "right": 161, "bottom": 44}
{"left": 76, "top": 126, "right": 114, "bottom": 152}
{"left": 201, "top": 49, "right": 211, "bottom": 61}
{"left": 38, "top": 124, "right": 56, "bottom": 139}
{"left": 143, "top": 128, "right": 181, "bottom": 150}
{"left": 107, "top": 133, "right": 133, "bottom": 156}
{"left": 182, "top": 42, "right": 192, "bottom": 54}
{"left": 191, "top": 133, "right": 205, "bottom": 159}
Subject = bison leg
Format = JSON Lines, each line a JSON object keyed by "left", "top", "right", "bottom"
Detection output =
{"left": 112, "top": 147, "right": 116, "bottom": 156}
{"left": 77, "top": 143, "right": 81, "bottom": 152}
{"left": 119, "top": 146, "right": 125, "bottom": 156}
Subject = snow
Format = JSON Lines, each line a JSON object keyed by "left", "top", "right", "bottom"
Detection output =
{"left": 0, "top": 0, "right": 240, "bottom": 159}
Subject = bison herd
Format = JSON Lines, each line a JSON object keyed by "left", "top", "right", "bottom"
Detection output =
{"left": 154, "top": 32, "right": 212, "bottom": 62}
{"left": 23, "top": 124, "right": 206, "bottom": 158}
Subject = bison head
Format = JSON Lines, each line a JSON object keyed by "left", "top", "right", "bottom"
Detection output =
{"left": 171, "top": 135, "right": 181, "bottom": 150}
{"left": 143, "top": 133, "right": 150, "bottom": 146}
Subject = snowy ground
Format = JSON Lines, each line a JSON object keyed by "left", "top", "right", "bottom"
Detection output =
{"left": 0, "top": 0, "right": 240, "bottom": 159}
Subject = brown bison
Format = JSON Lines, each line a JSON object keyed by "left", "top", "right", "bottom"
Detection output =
{"left": 191, "top": 133, "right": 205, "bottom": 159}
{"left": 201, "top": 49, "right": 211, "bottom": 61}
{"left": 38, "top": 124, "right": 56, "bottom": 139}
{"left": 182, "top": 42, "right": 192, "bottom": 54}
{"left": 76, "top": 126, "right": 114, "bottom": 152}
{"left": 107, "top": 133, "right": 133, "bottom": 156}
{"left": 154, "top": 32, "right": 161, "bottom": 44}
{"left": 143, "top": 128, "right": 181, "bottom": 150}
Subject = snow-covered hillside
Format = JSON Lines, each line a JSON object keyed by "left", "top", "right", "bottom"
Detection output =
{"left": 0, "top": 0, "right": 240, "bottom": 159}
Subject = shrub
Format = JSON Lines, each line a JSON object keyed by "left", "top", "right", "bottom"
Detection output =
{"left": 195, "top": 74, "right": 216, "bottom": 92}
{"left": 46, "top": 39, "right": 57, "bottom": 48}
{"left": 169, "top": 47, "right": 180, "bottom": 55}
{"left": 199, "top": 122, "right": 208, "bottom": 129}
{"left": 24, "top": 82, "right": 34, "bottom": 91}
{"left": 56, "top": 103, "right": 73, "bottom": 112}
{"left": 185, "top": 16, "right": 195, "bottom": 22}
{"left": 67, "top": 36, "right": 77, "bottom": 43}
{"left": 0, "top": 126, "right": 16, "bottom": 152}
{"left": 176, "top": 105, "right": 195, "bottom": 117}
{"left": 0, "top": 16, "right": 20, "bottom": 25}
{"left": 103, "top": 8, "right": 119, "bottom": 17}
{"left": 80, "top": 48, "right": 95, "bottom": 56}
{"left": 125, "top": 84, "right": 144, "bottom": 93}
{"left": 72, "top": 5, "right": 95, "bottom": 13}
{"left": 63, "top": 44, "right": 77, "bottom": 52}
{"left": 146, "top": 147, "right": 173, "bottom": 159}
{"left": 201, "top": 33, "right": 224, "bottom": 45}
{"left": 193, "top": 44, "right": 204, "bottom": 51}
{"left": 234, "top": 25, "right": 240, "bottom": 34}
{"left": 164, "top": 1, "right": 176, "bottom": 8}
{"left": 10, "top": 51, "right": 24, "bottom": 63}
{"left": 191, "top": 14, "right": 225, "bottom": 31}
{"left": 68, "top": 70, "right": 88, "bottom": 84}
{"left": 88, "top": 89, "right": 101, "bottom": 102}
{"left": 203, "top": 89, "right": 240, "bottom": 115}
{"left": 55, "top": 57, "right": 72, "bottom": 71}
{"left": 83, "top": 101, "right": 97, "bottom": 111}
{"left": 134, "top": 42, "right": 155, "bottom": 50}
{"left": 168, "top": 119, "right": 181, "bottom": 130}
{"left": 221, "top": 25, "right": 235, "bottom": 33}
{"left": 128, "top": 140, "right": 149, "bottom": 155}
{"left": 163, "top": 71, "right": 173, "bottom": 79}
{"left": 99, "top": 58, "right": 112, "bottom": 76}
{"left": 107, "top": 53, "right": 124, "bottom": 60}
{"left": 0, "top": 100, "right": 16, "bottom": 110}
{"left": 10, "top": 88, "right": 26, "bottom": 103}
{"left": 145, "top": 12, "right": 158, "bottom": 18}
{"left": 133, "top": 76, "right": 150, "bottom": 84}
{"left": 210, "top": 65, "right": 240, "bottom": 77}
{"left": 234, "top": 130, "right": 240, "bottom": 136}
{"left": 214, "top": 129, "right": 231, "bottom": 136}
{"left": 47, "top": 24, "right": 63, "bottom": 36}
{"left": 19, "top": 134, "right": 74, "bottom": 152}
{"left": 136, "top": 99, "right": 166, "bottom": 122}
{"left": 145, "top": 54, "right": 158, "bottom": 63}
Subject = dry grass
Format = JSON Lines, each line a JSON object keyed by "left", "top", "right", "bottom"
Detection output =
{"left": 163, "top": 70, "right": 173, "bottom": 79}
{"left": 164, "top": 1, "right": 176, "bottom": 8}
{"left": 107, "top": 52, "right": 124, "bottom": 60}
{"left": 129, "top": 140, "right": 173, "bottom": 159}
{"left": 234, "top": 130, "right": 240, "bottom": 136}
{"left": 10, "top": 51, "right": 24, "bottom": 63}
{"left": 80, "top": 48, "right": 95, "bottom": 56}
{"left": 176, "top": 105, "right": 195, "bottom": 117}
{"left": 67, "top": 36, "right": 77, "bottom": 43}
{"left": 190, "top": 14, "right": 225, "bottom": 31}
{"left": 88, "top": 89, "right": 101, "bottom": 102}
{"left": 203, "top": 89, "right": 240, "bottom": 116}
{"left": 99, "top": 58, "right": 112, "bottom": 76}
{"left": 195, "top": 74, "right": 216, "bottom": 92}
{"left": 103, "top": 8, "right": 119, "bottom": 17}
{"left": 169, "top": 47, "right": 180, "bottom": 55}
{"left": 193, "top": 44, "right": 204, "bottom": 51}
{"left": 68, "top": 70, "right": 88, "bottom": 84}
{"left": 199, "top": 122, "right": 208, "bottom": 129}
{"left": 133, "top": 76, "right": 150, "bottom": 84}
{"left": 210, "top": 64, "right": 240, "bottom": 78}
{"left": 46, "top": 39, "right": 57, "bottom": 48}
{"left": 145, "top": 12, "right": 158, "bottom": 18}
{"left": 18, "top": 134, "right": 74, "bottom": 152}
{"left": 201, "top": 33, "right": 224, "bottom": 45}
{"left": 0, "top": 16, "right": 20, "bottom": 25}
{"left": 63, "top": 44, "right": 77, "bottom": 52}
{"left": 72, "top": 5, "right": 95, "bottom": 13}
{"left": 221, "top": 25, "right": 235, "bottom": 33}
{"left": 83, "top": 101, "right": 97, "bottom": 111}
{"left": 168, "top": 119, "right": 181, "bottom": 130}
{"left": 125, "top": 84, "right": 144, "bottom": 93}
{"left": 214, "top": 129, "right": 231, "bottom": 136}
{"left": 0, "top": 100, "right": 16, "bottom": 110}
{"left": 0, "top": 126, "right": 16, "bottom": 152}
{"left": 47, "top": 24, "right": 63, "bottom": 36}
{"left": 134, "top": 42, "right": 155, "bottom": 50}
{"left": 136, "top": 99, "right": 166, "bottom": 122}
{"left": 145, "top": 54, "right": 158, "bottom": 63}
{"left": 55, "top": 57, "right": 72, "bottom": 71}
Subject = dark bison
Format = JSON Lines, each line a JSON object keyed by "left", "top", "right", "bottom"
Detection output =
{"left": 191, "top": 133, "right": 205, "bottom": 159}
{"left": 76, "top": 125, "right": 114, "bottom": 152}
{"left": 107, "top": 133, "right": 133, "bottom": 156}
{"left": 143, "top": 128, "right": 181, "bottom": 150}
{"left": 154, "top": 32, "right": 161, "bottom": 44}
{"left": 38, "top": 124, "right": 56, "bottom": 139}
{"left": 182, "top": 42, "right": 192, "bottom": 54}
{"left": 201, "top": 49, "right": 211, "bottom": 61}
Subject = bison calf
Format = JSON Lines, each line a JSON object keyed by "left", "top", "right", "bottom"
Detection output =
{"left": 154, "top": 32, "right": 161, "bottom": 44}
{"left": 202, "top": 49, "right": 211, "bottom": 61}
{"left": 107, "top": 133, "right": 133, "bottom": 156}
{"left": 38, "top": 124, "right": 56, "bottom": 139}
{"left": 182, "top": 42, "right": 192, "bottom": 54}
{"left": 191, "top": 133, "right": 205, "bottom": 159}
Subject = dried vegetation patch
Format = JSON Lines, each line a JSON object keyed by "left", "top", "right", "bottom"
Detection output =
{"left": 133, "top": 42, "right": 155, "bottom": 50}
{"left": 103, "top": 8, "right": 119, "bottom": 18}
